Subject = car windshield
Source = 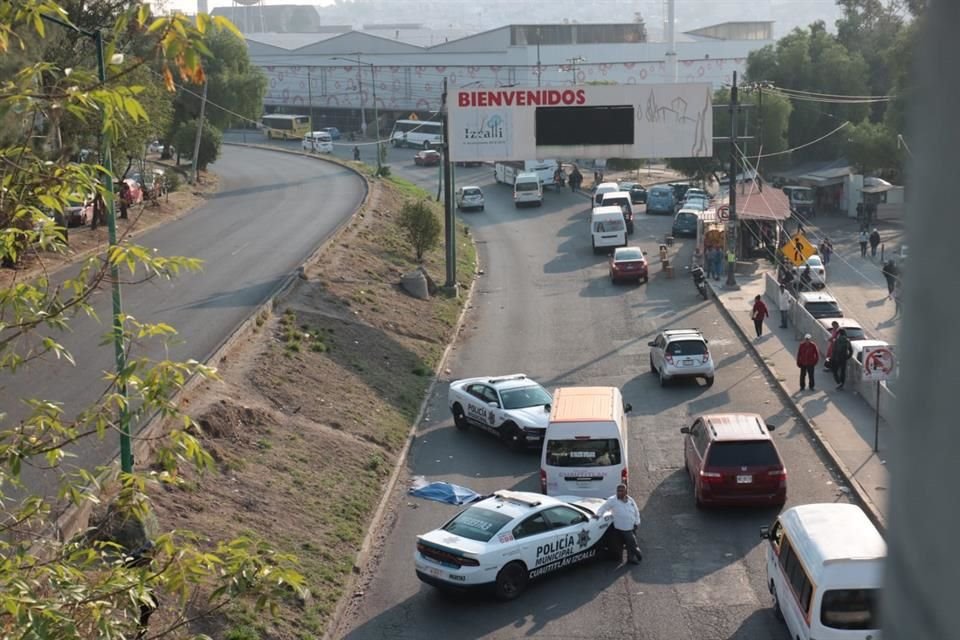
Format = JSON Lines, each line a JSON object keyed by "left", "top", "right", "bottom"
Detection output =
{"left": 706, "top": 441, "right": 779, "bottom": 467}
{"left": 844, "top": 327, "right": 866, "bottom": 340}
{"left": 666, "top": 339, "right": 707, "bottom": 356}
{"left": 516, "top": 182, "right": 539, "bottom": 192}
{"left": 806, "top": 301, "right": 841, "bottom": 315}
{"left": 807, "top": 256, "right": 823, "bottom": 267}
{"left": 820, "top": 589, "right": 881, "bottom": 630}
{"left": 677, "top": 213, "right": 697, "bottom": 224}
{"left": 616, "top": 248, "right": 644, "bottom": 261}
{"left": 546, "top": 439, "right": 622, "bottom": 467}
{"left": 499, "top": 384, "right": 552, "bottom": 410}
{"left": 443, "top": 507, "right": 512, "bottom": 542}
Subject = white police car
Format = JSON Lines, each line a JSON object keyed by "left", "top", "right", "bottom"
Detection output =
{"left": 447, "top": 374, "right": 552, "bottom": 450}
{"left": 415, "top": 490, "right": 616, "bottom": 600}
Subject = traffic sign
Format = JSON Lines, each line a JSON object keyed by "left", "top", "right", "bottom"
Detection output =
{"left": 862, "top": 346, "right": 895, "bottom": 382}
{"left": 717, "top": 205, "right": 730, "bottom": 221}
{"left": 785, "top": 233, "right": 817, "bottom": 266}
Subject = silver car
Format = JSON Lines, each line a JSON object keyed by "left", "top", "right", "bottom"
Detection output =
{"left": 648, "top": 329, "right": 715, "bottom": 387}
{"left": 455, "top": 186, "right": 485, "bottom": 211}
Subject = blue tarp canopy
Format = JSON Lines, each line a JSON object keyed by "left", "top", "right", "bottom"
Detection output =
{"left": 408, "top": 477, "right": 480, "bottom": 505}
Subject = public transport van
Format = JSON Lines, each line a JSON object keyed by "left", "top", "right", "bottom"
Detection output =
{"left": 590, "top": 205, "right": 627, "bottom": 254}
{"left": 760, "top": 503, "right": 885, "bottom": 640}
{"left": 599, "top": 191, "right": 636, "bottom": 234}
{"left": 303, "top": 131, "right": 333, "bottom": 153}
{"left": 261, "top": 114, "right": 311, "bottom": 140}
{"left": 593, "top": 181, "right": 621, "bottom": 206}
{"left": 540, "top": 386, "right": 632, "bottom": 499}
{"left": 513, "top": 172, "right": 543, "bottom": 208}
{"left": 390, "top": 119, "right": 444, "bottom": 149}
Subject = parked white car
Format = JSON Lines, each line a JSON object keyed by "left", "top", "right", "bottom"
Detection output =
{"left": 455, "top": 186, "right": 485, "bottom": 211}
{"left": 794, "top": 255, "right": 826, "bottom": 290}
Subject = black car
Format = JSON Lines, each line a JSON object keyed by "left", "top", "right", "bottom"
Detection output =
{"left": 672, "top": 210, "right": 699, "bottom": 237}
{"left": 670, "top": 182, "right": 691, "bottom": 202}
{"left": 618, "top": 181, "right": 647, "bottom": 204}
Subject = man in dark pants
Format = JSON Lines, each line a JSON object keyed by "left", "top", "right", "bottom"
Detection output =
{"left": 796, "top": 333, "right": 820, "bottom": 391}
{"left": 833, "top": 329, "right": 853, "bottom": 390}
{"left": 596, "top": 484, "right": 642, "bottom": 564}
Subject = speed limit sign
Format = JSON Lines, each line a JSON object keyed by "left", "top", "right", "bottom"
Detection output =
{"left": 718, "top": 205, "right": 730, "bottom": 221}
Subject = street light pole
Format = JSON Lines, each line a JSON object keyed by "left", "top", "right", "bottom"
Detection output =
{"left": 566, "top": 56, "right": 585, "bottom": 85}
{"left": 725, "top": 70, "right": 740, "bottom": 289}
{"left": 332, "top": 55, "right": 382, "bottom": 175}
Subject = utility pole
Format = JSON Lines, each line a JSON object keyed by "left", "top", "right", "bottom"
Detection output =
{"left": 725, "top": 70, "right": 739, "bottom": 289}
{"left": 536, "top": 27, "right": 542, "bottom": 87}
{"left": 566, "top": 56, "right": 585, "bottom": 85}
{"left": 356, "top": 60, "right": 366, "bottom": 136}
{"left": 757, "top": 82, "right": 764, "bottom": 192}
{"left": 307, "top": 67, "right": 313, "bottom": 129}
{"left": 370, "top": 62, "right": 382, "bottom": 175}
{"left": 190, "top": 79, "right": 208, "bottom": 185}
{"left": 441, "top": 78, "right": 456, "bottom": 288}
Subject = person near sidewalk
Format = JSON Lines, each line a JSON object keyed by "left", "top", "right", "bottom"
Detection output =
{"left": 596, "top": 484, "right": 642, "bottom": 564}
{"left": 882, "top": 260, "right": 899, "bottom": 297}
{"left": 869, "top": 228, "right": 881, "bottom": 257}
{"left": 859, "top": 229, "right": 869, "bottom": 258}
{"left": 799, "top": 264, "right": 812, "bottom": 292}
{"left": 797, "top": 333, "right": 820, "bottom": 391}
{"left": 824, "top": 320, "right": 841, "bottom": 371}
{"left": 820, "top": 239, "right": 832, "bottom": 266}
{"left": 713, "top": 247, "right": 724, "bottom": 281}
{"left": 778, "top": 284, "right": 791, "bottom": 328}
{"left": 751, "top": 295, "right": 769, "bottom": 338}
{"left": 833, "top": 329, "right": 853, "bottom": 389}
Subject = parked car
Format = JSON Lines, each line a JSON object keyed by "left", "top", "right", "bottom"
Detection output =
{"left": 608, "top": 246, "right": 649, "bottom": 284}
{"left": 793, "top": 255, "right": 827, "bottom": 290}
{"left": 672, "top": 210, "right": 700, "bottom": 237}
{"left": 679, "top": 195, "right": 709, "bottom": 212}
{"left": 414, "top": 150, "right": 442, "bottom": 166}
{"left": 798, "top": 291, "right": 843, "bottom": 319}
{"left": 447, "top": 373, "right": 553, "bottom": 450}
{"left": 817, "top": 317, "right": 867, "bottom": 365}
{"left": 646, "top": 185, "right": 676, "bottom": 215}
{"left": 669, "top": 182, "right": 690, "bottom": 202}
{"left": 455, "top": 186, "right": 485, "bottom": 211}
{"left": 680, "top": 413, "right": 787, "bottom": 508}
{"left": 319, "top": 126, "right": 341, "bottom": 140}
{"left": 617, "top": 181, "right": 647, "bottom": 204}
{"left": 648, "top": 328, "right": 715, "bottom": 387}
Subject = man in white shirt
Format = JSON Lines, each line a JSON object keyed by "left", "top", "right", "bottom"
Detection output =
{"left": 778, "top": 284, "right": 792, "bottom": 329}
{"left": 596, "top": 484, "right": 642, "bottom": 564}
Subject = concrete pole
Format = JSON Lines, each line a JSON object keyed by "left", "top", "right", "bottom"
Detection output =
{"left": 666, "top": 0, "right": 677, "bottom": 82}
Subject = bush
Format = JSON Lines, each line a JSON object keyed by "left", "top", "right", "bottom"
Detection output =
{"left": 397, "top": 200, "right": 441, "bottom": 262}
{"left": 172, "top": 118, "right": 223, "bottom": 171}
{"left": 606, "top": 158, "right": 644, "bottom": 171}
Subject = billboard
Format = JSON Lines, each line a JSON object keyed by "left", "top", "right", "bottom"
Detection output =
{"left": 448, "top": 84, "right": 713, "bottom": 162}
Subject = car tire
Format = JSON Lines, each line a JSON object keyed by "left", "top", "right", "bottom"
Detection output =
{"left": 642, "top": 275, "right": 649, "bottom": 284}
{"left": 494, "top": 561, "right": 528, "bottom": 601}
{"left": 480, "top": 205, "right": 485, "bottom": 211}
{"left": 695, "top": 489, "right": 705, "bottom": 510}
{"left": 591, "top": 240, "right": 598, "bottom": 255}
{"left": 501, "top": 422, "right": 525, "bottom": 452}
{"left": 452, "top": 404, "right": 468, "bottom": 430}
{"left": 705, "top": 376, "right": 715, "bottom": 388}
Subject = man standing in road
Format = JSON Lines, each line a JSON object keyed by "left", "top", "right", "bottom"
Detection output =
{"left": 869, "top": 228, "right": 881, "bottom": 258}
{"left": 596, "top": 484, "right": 642, "bottom": 565}
{"left": 797, "top": 333, "right": 820, "bottom": 391}
{"left": 833, "top": 329, "right": 854, "bottom": 390}
{"left": 859, "top": 229, "right": 869, "bottom": 258}
{"left": 778, "top": 284, "right": 791, "bottom": 328}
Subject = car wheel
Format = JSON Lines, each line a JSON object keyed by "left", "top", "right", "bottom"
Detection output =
{"left": 494, "top": 561, "right": 528, "bottom": 601}
{"left": 705, "top": 376, "right": 715, "bottom": 388}
{"left": 649, "top": 355, "right": 656, "bottom": 373}
{"left": 659, "top": 367, "right": 668, "bottom": 387}
{"left": 772, "top": 586, "right": 785, "bottom": 621}
{"left": 642, "top": 275, "right": 649, "bottom": 284}
{"left": 501, "top": 422, "right": 525, "bottom": 451}
{"left": 591, "top": 240, "right": 598, "bottom": 255}
{"left": 451, "top": 404, "right": 468, "bottom": 429}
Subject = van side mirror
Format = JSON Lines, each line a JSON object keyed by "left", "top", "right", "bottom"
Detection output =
{"left": 760, "top": 525, "right": 770, "bottom": 540}
{"left": 647, "top": 341, "right": 656, "bottom": 347}
{"left": 680, "top": 426, "right": 690, "bottom": 434}
{"left": 623, "top": 403, "right": 632, "bottom": 413}
{"left": 766, "top": 423, "right": 776, "bottom": 431}
{"left": 544, "top": 403, "right": 551, "bottom": 413}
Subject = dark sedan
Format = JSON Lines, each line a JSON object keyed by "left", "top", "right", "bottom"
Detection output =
{"left": 414, "top": 150, "right": 442, "bottom": 166}
{"left": 618, "top": 181, "right": 647, "bottom": 204}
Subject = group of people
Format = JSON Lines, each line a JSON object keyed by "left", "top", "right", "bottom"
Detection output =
{"left": 567, "top": 166, "right": 583, "bottom": 192}
{"left": 703, "top": 245, "right": 725, "bottom": 281}
{"left": 858, "top": 227, "right": 882, "bottom": 258}
{"left": 792, "top": 323, "right": 855, "bottom": 392}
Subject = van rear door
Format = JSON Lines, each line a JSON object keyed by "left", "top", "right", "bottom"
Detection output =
{"left": 543, "top": 435, "right": 623, "bottom": 498}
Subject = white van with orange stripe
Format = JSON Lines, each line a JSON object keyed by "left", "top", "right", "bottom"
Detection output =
{"left": 760, "top": 503, "right": 885, "bottom": 640}
{"left": 540, "top": 387, "right": 632, "bottom": 499}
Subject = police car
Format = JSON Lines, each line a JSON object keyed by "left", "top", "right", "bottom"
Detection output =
{"left": 415, "top": 490, "right": 616, "bottom": 600}
{"left": 447, "top": 374, "right": 552, "bottom": 450}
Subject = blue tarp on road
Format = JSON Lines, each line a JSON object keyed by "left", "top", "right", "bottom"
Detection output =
{"left": 408, "top": 477, "right": 481, "bottom": 505}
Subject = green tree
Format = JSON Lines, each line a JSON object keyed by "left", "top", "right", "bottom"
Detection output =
{"left": 0, "top": 2, "right": 305, "bottom": 637}
{"left": 398, "top": 200, "right": 441, "bottom": 261}
{"left": 835, "top": 0, "right": 904, "bottom": 122}
{"left": 173, "top": 117, "right": 223, "bottom": 171}
{"left": 844, "top": 120, "right": 901, "bottom": 177}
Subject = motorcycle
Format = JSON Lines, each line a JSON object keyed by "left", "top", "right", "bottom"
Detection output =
{"left": 691, "top": 265, "right": 708, "bottom": 300}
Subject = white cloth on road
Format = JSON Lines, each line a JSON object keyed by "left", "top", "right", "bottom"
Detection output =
{"left": 597, "top": 495, "right": 641, "bottom": 531}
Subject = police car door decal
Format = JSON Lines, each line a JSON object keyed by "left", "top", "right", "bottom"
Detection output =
{"left": 528, "top": 527, "right": 598, "bottom": 580}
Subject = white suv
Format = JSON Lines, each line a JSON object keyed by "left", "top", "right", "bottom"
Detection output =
{"left": 648, "top": 329, "right": 715, "bottom": 387}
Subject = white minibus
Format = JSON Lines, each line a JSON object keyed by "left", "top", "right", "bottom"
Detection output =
{"left": 590, "top": 206, "right": 627, "bottom": 254}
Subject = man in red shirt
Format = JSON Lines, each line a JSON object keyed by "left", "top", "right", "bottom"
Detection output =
{"left": 796, "top": 333, "right": 821, "bottom": 391}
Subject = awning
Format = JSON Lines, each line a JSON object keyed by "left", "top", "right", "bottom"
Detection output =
{"left": 724, "top": 185, "right": 792, "bottom": 221}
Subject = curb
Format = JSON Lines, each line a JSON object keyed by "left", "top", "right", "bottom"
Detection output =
{"left": 706, "top": 280, "right": 887, "bottom": 534}
{"left": 323, "top": 244, "right": 479, "bottom": 640}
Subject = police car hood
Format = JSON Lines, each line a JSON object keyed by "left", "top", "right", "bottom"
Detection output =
{"left": 418, "top": 529, "right": 489, "bottom": 556}
{"left": 507, "top": 405, "right": 550, "bottom": 430}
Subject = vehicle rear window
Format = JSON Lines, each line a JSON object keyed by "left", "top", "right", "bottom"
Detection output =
{"left": 516, "top": 181, "right": 539, "bottom": 192}
{"left": 500, "top": 385, "right": 552, "bottom": 410}
{"left": 616, "top": 248, "right": 644, "bottom": 261}
{"left": 595, "top": 219, "right": 625, "bottom": 232}
{"left": 805, "top": 301, "right": 841, "bottom": 315}
{"left": 676, "top": 213, "right": 697, "bottom": 224}
{"left": 820, "top": 589, "right": 881, "bottom": 630}
{"left": 650, "top": 187, "right": 672, "bottom": 197}
{"left": 546, "top": 439, "right": 622, "bottom": 467}
{"left": 706, "top": 441, "right": 779, "bottom": 467}
{"left": 844, "top": 327, "right": 866, "bottom": 340}
{"left": 443, "top": 507, "right": 512, "bottom": 542}
{"left": 667, "top": 340, "right": 707, "bottom": 356}
{"left": 463, "top": 188, "right": 481, "bottom": 196}
{"left": 603, "top": 196, "right": 629, "bottom": 208}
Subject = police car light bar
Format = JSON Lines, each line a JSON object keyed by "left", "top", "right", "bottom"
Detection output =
{"left": 487, "top": 374, "right": 528, "bottom": 384}
{"left": 493, "top": 490, "right": 542, "bottom": 507}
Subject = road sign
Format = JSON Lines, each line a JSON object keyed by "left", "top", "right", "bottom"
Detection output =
{"left": 717, "top": 205, "right": 730, "bottom": 221}
{"left": 862, "top": 346, "right": 896, "bottom": 382}
{"left": 785, "top": 233, "right": 817, "bottom": 266}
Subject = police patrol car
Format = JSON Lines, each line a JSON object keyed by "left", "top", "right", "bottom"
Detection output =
{"left": 447, "top": 374, "right": 552, "bottom": 450}
{"left": 415, "top": 490, "right": 616, "bottom": 600}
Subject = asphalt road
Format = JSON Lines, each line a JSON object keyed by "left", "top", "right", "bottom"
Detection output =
{"left": 336, "top": 174, "right": 854, "bottom": 639}
{"left": 2, "top": 146, "right": 365, "bottom": 494}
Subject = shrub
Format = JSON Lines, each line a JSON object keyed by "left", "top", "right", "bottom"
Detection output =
{"left": 397, "top": 200, "right": 441, "bottom": 262}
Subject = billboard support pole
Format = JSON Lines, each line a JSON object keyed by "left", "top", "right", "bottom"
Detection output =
{"left": 725, "top": 70, "right": 740, "bottom": 289}
{"left": 442, "top": 78, "right": 456, "bottom": 288}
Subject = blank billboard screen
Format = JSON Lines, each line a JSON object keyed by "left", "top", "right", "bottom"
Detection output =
{"left": 535, "top": 105, "right": 634, "bottom": 145}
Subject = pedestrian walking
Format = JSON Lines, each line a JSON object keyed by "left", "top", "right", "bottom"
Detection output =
{"left": 832, "top": 329, "right": 853, "bottom": 389}
{"left": 796, "top": 333, "right": 820, "bottom": 391}
{"left": 881, "top": 260, "right": 898, "bottom": 297}
{"left": 820, "top": 239, "right": 832, "bottom": 266}
{"left": 858, "top": 229, "right": 869, "bottom": 258}
{"left": 824, "top": 320, "right": 840, "bottom": 371}
{"left": 799, "top": 264, "right": 812, "bottom": 292}
{"left": 596, "top": 484, "right": 642, "bottom": 564}
{"left": 714, "top": 247, "right": 724, "bottom": 280}
{"left": 352, "top": 146, "right": 360, "bottom": 161}
{"left": 869, "top": 228, "right": 881, "bottom": 258}
{"left": 750, "top": 294, "right": 769, "bottom": 338}
{"left": 778, "top": 284, "right": 791, "bottom": 328}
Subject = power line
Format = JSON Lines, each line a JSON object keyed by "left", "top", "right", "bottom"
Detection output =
{"left": 740, "top": 121, "right": 852, "bottom": 159}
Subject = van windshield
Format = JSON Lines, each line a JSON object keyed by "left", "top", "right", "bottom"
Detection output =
{"left": 820, "top": 589, "right": 881, "bottom": 630}
{"left": 546, "top": 439, "right": 622, "bottom": 467}
{"left": 516, "top": 181, "right": 539, "bottom": 192}
{"left": 594, "top": 219, "right": 625, "bottom": 232}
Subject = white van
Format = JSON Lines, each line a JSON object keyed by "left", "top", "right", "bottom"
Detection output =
{"left": 760, "top": 503, "right": 884, "bottom": 640}
{"left": 513, "top": 172, "right": 543, "bottom": 208}
{"left": 302, "top": 131, "right": 333, "bottom": 153}
{"left": 593, "top": 181, "right": 621, "bottom": 206}
{"left": 540, "top": 386, "right": 632, "bottom": 499}
{"left": 600, "top": 191, "right": 636, "bottom": 235}
{"left": 590, "top": 206, "right": 627, "bottom": 254}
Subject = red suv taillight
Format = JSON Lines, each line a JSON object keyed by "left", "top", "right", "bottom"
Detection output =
{"left": 699, "top": 469, "right": 723, "bottom": 484}
{"left": 540, "top": 468, "right": 547, "bottom": 493}
{"left": 768, "top": 467, "right": 787, "bottom": 487}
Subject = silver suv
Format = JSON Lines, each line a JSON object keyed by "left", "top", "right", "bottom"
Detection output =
{"left": 648, "top": 329, "right": 715, "bottom": 387}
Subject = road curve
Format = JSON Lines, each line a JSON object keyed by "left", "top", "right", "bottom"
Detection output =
{"left": 2, "top": 146, "right": 366, "bottom": 492}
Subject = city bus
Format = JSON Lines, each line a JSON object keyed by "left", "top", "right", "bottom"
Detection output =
{"left": 389, "top": 119, "right": 443, "bottom": 149}
{"left": 261, "top": 114, "right": 312, "bottom": 140}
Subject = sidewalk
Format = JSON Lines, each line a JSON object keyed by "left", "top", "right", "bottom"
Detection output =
{"left": 710, "top": 273, "right": 890, "bottom": 531}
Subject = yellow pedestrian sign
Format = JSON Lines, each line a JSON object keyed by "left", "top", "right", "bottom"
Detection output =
{"left": 786, "top": 233, "right": 817, "bottom": 266}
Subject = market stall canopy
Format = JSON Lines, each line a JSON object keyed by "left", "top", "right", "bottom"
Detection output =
{"left": 727, "top": 185, "right": 792, "bottom": 221}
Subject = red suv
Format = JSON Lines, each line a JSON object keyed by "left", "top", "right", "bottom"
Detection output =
{"left": 680, "top": 413, "right": 786, "bottom": 508}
